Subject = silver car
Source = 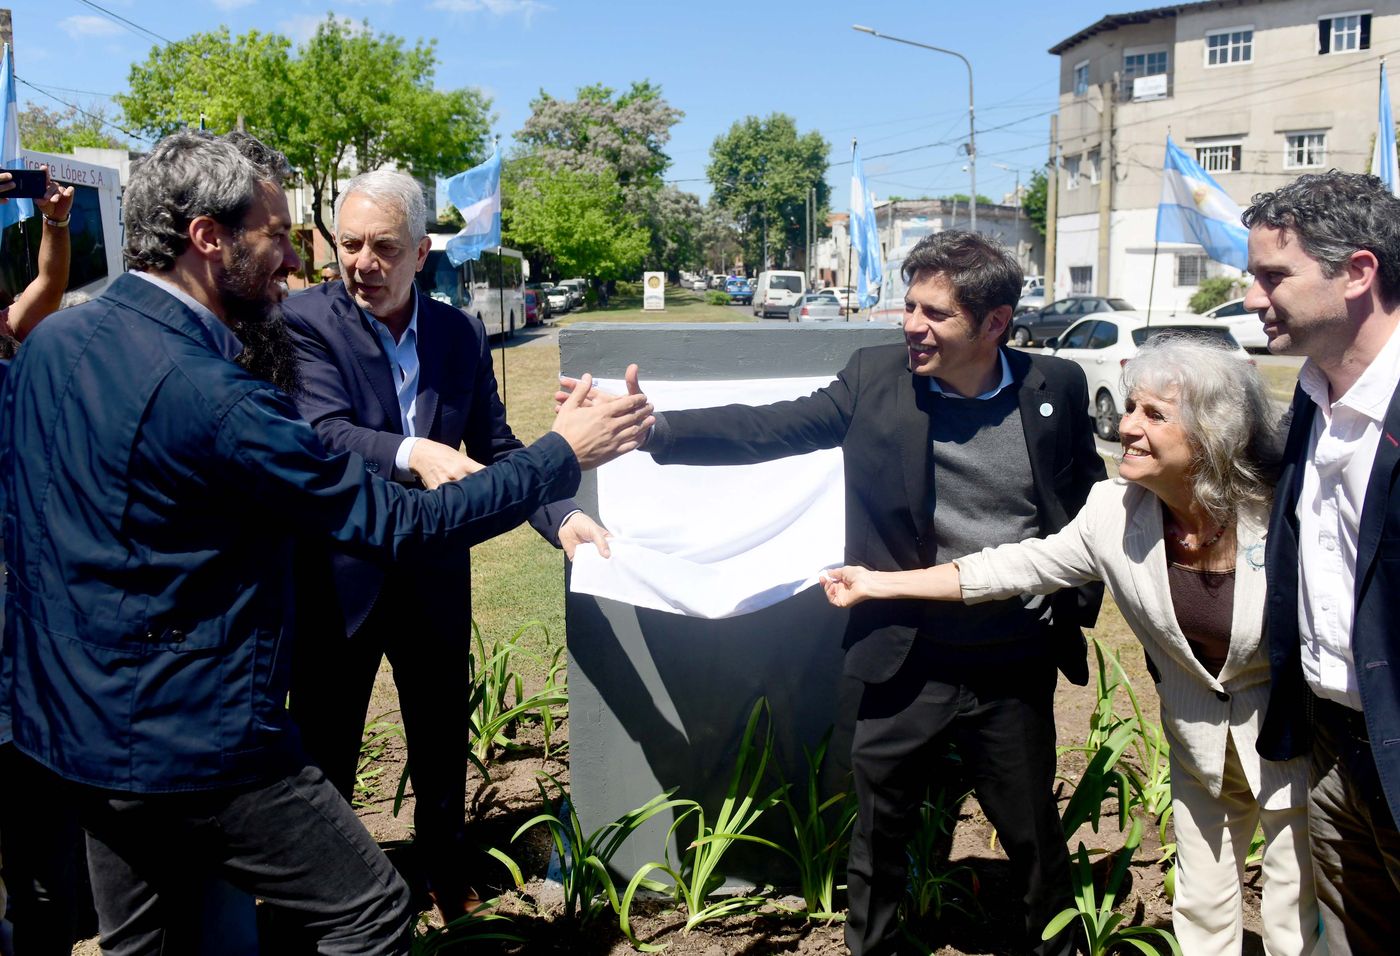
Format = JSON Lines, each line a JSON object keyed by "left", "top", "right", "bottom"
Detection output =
{"left": 788, "top": 292, "right": 843, "bottom": 323}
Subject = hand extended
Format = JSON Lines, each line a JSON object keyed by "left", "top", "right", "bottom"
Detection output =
{"left": 408, "top": 439, "right": 485, "bottom": 490}
{"left": 555, "top": 363, "right": 644, "bottom": 410}
{"left": 821, "top": 566, "right": 874, "bottom": 608}
{"left": 552, "top": 372, "right": 654, "bottom": 470}
{"left": 559, "top": 512, "right": 612, "bottom": 560}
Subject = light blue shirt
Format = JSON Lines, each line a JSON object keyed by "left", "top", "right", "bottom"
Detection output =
{"left": 363, "top": 296, "right": 420, "bottom": 481}
{"left": 132, "top": 271, "right": 243, "bottom": 363}
{"left": 927, "top": 350, "right": 1013, "bottom": 401}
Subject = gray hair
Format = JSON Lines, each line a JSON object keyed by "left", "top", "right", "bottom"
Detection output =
{"left": 1121, "top": 334, "right": 1278, "bottom": 524}
{"left": 901, "top": 230, "right": 1021, "bottom": 327}
{"left": 334, "top": 169, "right": 428, "bottom": 240}
{"left": 123, "top": 130, "right": 289, "bottom": 273}
{"left": 1242, "top": 171, "right": 1400, "bottom": 308}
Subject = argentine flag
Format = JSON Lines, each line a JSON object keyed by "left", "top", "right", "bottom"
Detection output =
{"left": 850, "top": 145, "right": 883, "bottom": 309}
{"left": 0, "top": 43, "right": 35, "bottom": 237}
{"left": 442, "top": 148, "right": 501, "bottom": 267}
{"left": 1155, "top": 135, "right": 1247, "bottom": 272}
{"left": 1372, "top": 62, "right": 1399, "bottom": 197}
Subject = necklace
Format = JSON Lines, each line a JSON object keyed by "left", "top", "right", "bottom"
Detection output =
{"left": 1166, "top": 517, "right": 1229, "bottom": 552}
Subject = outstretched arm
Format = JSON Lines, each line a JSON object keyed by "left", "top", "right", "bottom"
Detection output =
{"left": 3, "top": 167, "right": 76, "bottom": 342}
{"left": 821, "top": 563, "right": 963, "bottom": 608}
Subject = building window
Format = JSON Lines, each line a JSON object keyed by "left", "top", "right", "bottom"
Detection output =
{"left": 1205, "top": 27, "right": 1253, "bottom": 66}
{"left": 1065, "top": 155, "right": 1081, "bottom": 190}
{"left": 1087, "top": 149, "right": 1101, "bottom": 185}
{"left": 1176, "top": 254, "right": 1211, "bottom": 286}
{"left": 1284, "top": 132, "right": 1327, "bottom": 169}
{"left": 1318, "top": 12, "right": 1371, "bottom": 54}
{"left": 1073, "top": 60, "right": 1089, "bottom": 97}
{"left": 1070, "top": 266, "right": 1093, "bottom": 294}
{"left": 1196, "top": 142, "right": 1242, "bottom": 173}
{"left": 1123, "top": 48, "right": 1168, "bottom": 80}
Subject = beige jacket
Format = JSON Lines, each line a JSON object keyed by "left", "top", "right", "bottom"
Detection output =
{"left": 957, "top": 478, "right": 1306, "bottom": 810}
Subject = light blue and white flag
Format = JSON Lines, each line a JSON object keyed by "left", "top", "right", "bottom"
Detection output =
{"left": 442, "top": 148, "right": 501, "bottom": 266}
{"left": 849, "top": 145, "right": 882, "bottom": 309}
{"left": 1155, "top": 135, "right": 1247, "bottom": 271}
{"left": 1373, "top": 62, "right": 1399, "bottom": 197}
{"left": 0, "top": 43, "right": 34, "bottom": 235}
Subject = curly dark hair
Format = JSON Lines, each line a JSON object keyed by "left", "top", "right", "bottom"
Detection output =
{"left": 1242, "top": 171, "right": 1400, "bottom": 307}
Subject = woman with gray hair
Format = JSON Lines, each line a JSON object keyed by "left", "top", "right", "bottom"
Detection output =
{"left": 823, "top": 335, "right": 1322, "bottom": 955}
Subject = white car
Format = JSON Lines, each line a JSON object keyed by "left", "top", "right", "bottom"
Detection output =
{"left": 1044, "top": 312, "right": 1251, "bottom": 441}
{"left": 1198, "top": 297, "right": 1267, "bottom": 351}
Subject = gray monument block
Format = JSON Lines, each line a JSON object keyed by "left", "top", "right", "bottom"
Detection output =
{"left": 561, "top": 321, "right": 903, "bottom": 887}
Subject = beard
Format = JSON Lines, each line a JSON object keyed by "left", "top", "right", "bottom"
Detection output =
{"left": 218, "top": 237, "right": 302, "bottom": 396}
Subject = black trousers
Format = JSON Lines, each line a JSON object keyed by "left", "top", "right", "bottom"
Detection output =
{"left": 0, "top": 744, "right": 84, "bottom": 956}
{"left": 844, "top": 653, "right": 1074, "bottom": 956}
{"left": 74, "top": 760, "right": 412, "bottom": 956}
{"left": 291, "top": 574, "right": 473, "bottom": 902}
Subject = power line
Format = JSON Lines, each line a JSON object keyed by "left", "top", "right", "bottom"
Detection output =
{"left": 16, "top": 76, "right": 138, "bottom": 139}
{"left": 73, "top": 0, "right": 173, "bottom": 46}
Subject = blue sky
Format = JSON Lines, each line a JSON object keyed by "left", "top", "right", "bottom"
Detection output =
{"left": 10, "top": 0, "right": 1122, "bottom": 211}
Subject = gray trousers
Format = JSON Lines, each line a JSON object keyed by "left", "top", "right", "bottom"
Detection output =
{"left": 1308, "top": 698, "right": 1400, "bottom": 955}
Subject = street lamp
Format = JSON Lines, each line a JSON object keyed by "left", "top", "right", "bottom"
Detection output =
{"left": 853, "top": 24, "right": 976, "bottom": 231}
{"left": 992, "top": 161, "right": 1021, "bottom": 230}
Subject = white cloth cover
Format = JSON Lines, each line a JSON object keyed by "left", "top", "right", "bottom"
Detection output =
{"left": 568, "top": 377, "right": 844, "bottom": 618}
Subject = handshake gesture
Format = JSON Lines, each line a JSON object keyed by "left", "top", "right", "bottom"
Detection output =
{"left": 552, "top": 364, "right": 653, "bottom": 469}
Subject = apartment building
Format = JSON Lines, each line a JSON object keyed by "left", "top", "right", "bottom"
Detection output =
{"left": 1051, "top": 0, "right": 1398, "bottom": 312}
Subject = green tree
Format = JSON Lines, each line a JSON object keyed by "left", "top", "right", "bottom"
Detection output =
{"left": 504, "top": 162, "right": 649, "bottom": 281}
{"left": 707, "top": 114, "right": 829, "bottom": 269}
{"left": 17, "top": 103, "right": 126, "bottom": 153}
{"left": 118, "top": 18, "right": 492, "bottom": 246}
{"left": 1022, "top": 169, "right": 1049, "bottom": 237}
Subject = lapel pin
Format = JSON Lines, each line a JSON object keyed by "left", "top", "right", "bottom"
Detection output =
{"left": 1039, "top": 402, "right": 1054, "bottom": 418}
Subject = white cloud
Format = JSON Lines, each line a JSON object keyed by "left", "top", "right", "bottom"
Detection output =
{"left": 211, "top": 0, "right": 257, "bottom": 11}
{"left": 428, "top": 0, "right": 550, "bottom": 25}
{"left": 59, "top": 15, "right": 125, "bottom": 39}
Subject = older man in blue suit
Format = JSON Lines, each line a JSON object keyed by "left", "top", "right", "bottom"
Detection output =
{"left": 0, "top": 130, "right": 652, "bottom": 954}
{"left": 281, "top": 169, "right": 613, "bottom": 919}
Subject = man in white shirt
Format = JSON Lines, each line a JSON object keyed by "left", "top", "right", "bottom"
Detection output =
{"left": 1247, "top": 170, "right": 1400, "bottom": 953}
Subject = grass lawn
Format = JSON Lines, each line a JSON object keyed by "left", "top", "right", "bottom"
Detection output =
{"left": 557, "top": 285, "right": 755, "bottom": 326}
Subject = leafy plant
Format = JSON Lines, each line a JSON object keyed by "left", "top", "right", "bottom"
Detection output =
{"left": 772, "top": 729, "right": 859, "bottom": 920}
{"left": 904, "top": 787, "right": 979, "bottom": 922}
{"left": 1188, "top": 276, "right": 1244, "bottom": 314}
{"left": 353, "top": 715, "right": 407, "bottom": 809}
{"left": 411, "top": 904, "right": 522, "bottom": 953}
{"left": 704, "top": 290, "right": 731, "bottom": 306}
{"left": 1042, "top": 816, "right": 1182, "bottom": 956}
{"left": 512, "top": 773, "right": 691, "bottom": 925}
{"left": 468, "top": 620, "right": 569, "bottom": 769}
{"left": 619, "top": 698, "right": 787, "bottom": 950}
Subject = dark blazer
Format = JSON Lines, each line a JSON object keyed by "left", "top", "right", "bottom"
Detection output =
{"left": 1259, "top": 382, "right": 1400, "bottom": 825}
{"left": 282, "top": 282, "right": 577, "bottom": 635}
{"left": 648, "top": 344, "right": 1105, "bottom": 685}
{"left": 0, "top": 274, "right": 580, "bottom": 791}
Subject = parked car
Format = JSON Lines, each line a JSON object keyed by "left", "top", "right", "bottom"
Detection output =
{"left": 1010, "top": 295, "right": 1135, "bottom": 347}
{"left": 725, "top": 277, "right": 753, "bottom": 305}
{"left": 752, "top": 270, "right": 807, "bottom": 318}
{"left": 709, "top": 274, "right": 731, "bottom": 290}
{"left": 788, "top": 292, "right": 843, "bottom": 323}
{"left": 559, "top": 279, "right": 586, "bottom": 309}
{"left": 523, "top": 289, "right": 545, "bottom": 326}
{"left": 544, "top": 286, "right": 571, "bottom": 313}
{"left": 525, "top": 283, "right": 553, "bottom": 321}
{"left": 1044, "top": 313, "right": 1250, "bottom": 441}
{"left": 692, "top": 277, "right": 708, "bottom": 291}
{"left": 822, "top": 285, "right": 857, "bottom": 314}
{"left": 1197, "top": 297, "right": 1267, "bottom": 351}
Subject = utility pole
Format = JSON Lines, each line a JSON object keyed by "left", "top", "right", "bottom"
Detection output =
{"left": 1096, "top": 78, "right": 1114, "bottom": 296}
{"left": 1045, "top": 114, "right": 1059, "bottom": 304}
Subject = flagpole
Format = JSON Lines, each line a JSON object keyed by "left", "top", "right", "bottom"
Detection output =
{"left": 1146, "top": 240, "right": 1159, "bottom": 328}
{"left": 847, "top": 139, "right": 857, "bottom": 317}
{"left": 492, "top": 134, "right": 507, "bottom": 411}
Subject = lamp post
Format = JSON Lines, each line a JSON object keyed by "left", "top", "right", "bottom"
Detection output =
{"left": 853, "top": 24, "right": 976, "bottom": 231}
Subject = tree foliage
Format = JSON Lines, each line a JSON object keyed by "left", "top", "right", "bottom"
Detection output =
{"left": 117, "top": 17, "right": 492, "bottom": 246}
{"left": 17, "top": 103, "right": 126, "bottom": 153}
{"left": 1022, "top": 170, "right": 1049, "bottom": 237}
{"left": 503, "top": 160, "right": 649, "bottom": 281}
{"left": 707, "top": 114, "right": 829, "bottom": 270}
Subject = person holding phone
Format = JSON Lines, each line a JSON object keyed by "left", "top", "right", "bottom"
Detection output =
{"left": 0, "top": 165, "right": 76, "bottom": 354}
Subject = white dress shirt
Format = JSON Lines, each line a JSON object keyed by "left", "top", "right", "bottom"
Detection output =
{"left": 1296, "top": 322, "right": 1400, "bottom": 709}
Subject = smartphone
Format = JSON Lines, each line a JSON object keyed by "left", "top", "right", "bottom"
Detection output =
{"left": 1, "top": 169, "right": 48, "bottom": 199}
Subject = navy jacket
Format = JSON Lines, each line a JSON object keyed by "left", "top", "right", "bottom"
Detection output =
{"left": 0, "top": 274, "right": 579, "bottom": 792}
{"left": 282, "top": 282, "right": 576, "bottom": 636}
{"left": 1259, "top": 382, "right": 1400, "bottom": 824}
{"left": 648, "top": 345, "right": 1104, "bottom": 685}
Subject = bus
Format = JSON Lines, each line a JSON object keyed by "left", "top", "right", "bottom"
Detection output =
{"left": 416, "top": 232, "right": 526, "bottom": 339}
{"left": 867, "top": 260, "right": 907, "bottom": 325}
{"left": 0, "top": 149, "right": 123, "bottom": 304}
